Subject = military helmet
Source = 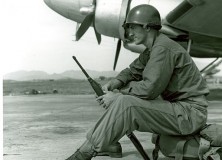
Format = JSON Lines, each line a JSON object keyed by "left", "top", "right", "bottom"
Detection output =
{"left": 123, "top": 4, "right": 161, "bottom": 30}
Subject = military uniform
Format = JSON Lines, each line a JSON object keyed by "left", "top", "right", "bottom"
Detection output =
{"left": 86, "top": 33, "right": 209, "bottom": 153}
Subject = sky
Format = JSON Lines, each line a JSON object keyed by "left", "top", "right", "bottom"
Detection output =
{"left": 0, "top": 0, "right": 222, "bottom": 76}
{"left": 0, "top": 0, "right": 138, "bottom": 75}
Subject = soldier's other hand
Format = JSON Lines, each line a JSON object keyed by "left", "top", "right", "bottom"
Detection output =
{"left": 96, "top": 91, "right": 122, "bottom": 109}
{"left": 102, "top": 82, "right": 111, "bottom": 92}
{"left": 102, "top": 79, "right": 123, "bottom": 92}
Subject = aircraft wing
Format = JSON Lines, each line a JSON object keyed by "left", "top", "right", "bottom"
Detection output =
{"left": 165, "top": 0, "right": 222, "bottom": 38}
{"left": 163, "top": 0, "right": 222, "bottom": 57}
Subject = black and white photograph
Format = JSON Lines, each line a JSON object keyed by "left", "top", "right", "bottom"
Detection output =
{"left": 2, "top": 0, "right": 222, "bottom": 160}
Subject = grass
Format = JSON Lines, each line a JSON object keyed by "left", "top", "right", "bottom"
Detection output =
{"left": 3, "top": 79, "right": 110, "bottom": 96}
{"left": 3, "top": 79, "right": 222, "bottom": 101}
{"left": 206, "top": 88, "right": 222, "bottom": 100}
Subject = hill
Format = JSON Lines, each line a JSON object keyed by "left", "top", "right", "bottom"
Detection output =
{"left": 3, "top": 70, "right": 119, "bottom": 81}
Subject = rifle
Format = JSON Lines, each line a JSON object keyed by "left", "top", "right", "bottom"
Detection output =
{"left": 72, "top": 56, "right": 150, "bottom": 160}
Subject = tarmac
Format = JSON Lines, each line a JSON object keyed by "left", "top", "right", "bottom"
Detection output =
{"left": 3, "top": 95, "right": 222, "bottom": 160}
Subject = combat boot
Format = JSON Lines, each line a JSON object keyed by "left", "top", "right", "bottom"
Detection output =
{"left": 97, "top": 142, "right": 122, "bottom": 158}
{"left": 65, "top": 140, "right": 97, "bottom": 160}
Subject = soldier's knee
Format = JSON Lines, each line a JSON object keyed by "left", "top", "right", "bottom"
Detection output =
{"left": 115, "top": 95, "right": 135, "bottom": 109}
{"left": 116, "top": 94, "right": 132, "bottom": 102}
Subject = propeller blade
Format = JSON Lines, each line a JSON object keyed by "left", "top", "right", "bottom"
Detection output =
{"left": 113, "top": 39, "right": 121, "bottom": 70}
{"left": 75, "top": 23, "right": 80, "bottom": 33}
{"left": 76, "top": 14, "right": 94, "bottom": 41}
{"left": 93, "top": 18, "right": 101, "bottom": 44}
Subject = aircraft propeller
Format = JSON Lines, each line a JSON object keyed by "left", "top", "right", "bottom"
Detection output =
{"left": 77, "top": 0, "right": 134, "bottom": 70}
{"left": 113, "top": 0, "right": 132, "bottom": 70}
{"left": 113, "top": 39, "right": 122, "bottom": 70}
{"left": 76, "top": 0, "right": 101, "bottom": 44}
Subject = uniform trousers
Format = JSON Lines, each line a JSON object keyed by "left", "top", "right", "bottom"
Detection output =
{"left": 86, "top": 95, "right": 208, "bottom": 152}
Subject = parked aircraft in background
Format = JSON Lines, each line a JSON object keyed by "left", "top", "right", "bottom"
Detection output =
{"left": 201, "top": 59, "right": 222, "bottom": 78}
{"left": 44, "top": 0, "right": 222, "bottom": 70}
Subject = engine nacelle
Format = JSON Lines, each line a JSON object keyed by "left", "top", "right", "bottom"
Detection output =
{"left": 94, "top": 0, "right": 152, "bottom": 40}
{"left": 95, "top": 0, "right": 127, "bottom": 39}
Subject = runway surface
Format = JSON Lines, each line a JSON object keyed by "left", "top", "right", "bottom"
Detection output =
{"left": 3, "top": 95, "right": 222, "bottom": 160}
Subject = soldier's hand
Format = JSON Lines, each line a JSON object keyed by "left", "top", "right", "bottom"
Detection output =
{"left": 96, "top": 90, "right": 122, "bottom": 109}
{"left": 102, "top": 79, "right": 123, "bottom": 91}
{"left": 102, "top": 81, "right": 112, "bottom": 92}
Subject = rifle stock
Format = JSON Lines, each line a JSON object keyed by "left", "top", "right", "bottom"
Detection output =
{"left": 72, "top": 56, "right": 150, "bottom": 160}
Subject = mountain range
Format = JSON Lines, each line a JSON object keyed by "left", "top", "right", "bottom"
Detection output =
{"left": 3, "top": 70, "right": 119, "bottom": 81}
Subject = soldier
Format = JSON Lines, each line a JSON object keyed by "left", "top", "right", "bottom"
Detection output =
{"left": 66, "top": 4, "right": 209, "bottom": 160}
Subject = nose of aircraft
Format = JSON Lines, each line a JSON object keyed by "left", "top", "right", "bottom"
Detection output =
{"left": 43, "top": 0, "right": 51, "bottom": 8}
{"left": 43, "top": 0, "right": 88, "bottom": 23}
{"left": 43, "top": 0, "right": 73, "bottom": 20}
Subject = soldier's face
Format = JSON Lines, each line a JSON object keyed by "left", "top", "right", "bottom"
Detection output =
{"left": 127, "top": 24, "right": 147, "bottom": 45}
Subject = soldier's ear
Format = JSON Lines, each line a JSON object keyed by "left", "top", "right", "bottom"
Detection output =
{"left": 142, "top": 24, "right": 149, "bottom": 30}
{"left": 145, "top": 26, "right": 150, "bottom": 32}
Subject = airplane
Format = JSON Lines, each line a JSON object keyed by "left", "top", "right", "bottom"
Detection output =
{"left": 43, "top": 1, "right": 222, "bottom": 159}
{"left": 43, "top": 0, "right": 222, "bottom": 71}
{"left": 201, "top": 59, "right": 222, "bottom": 77}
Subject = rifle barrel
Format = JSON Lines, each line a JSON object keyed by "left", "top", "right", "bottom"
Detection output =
{"left": 72, "top": 56, "right": 90, "bottom": 79}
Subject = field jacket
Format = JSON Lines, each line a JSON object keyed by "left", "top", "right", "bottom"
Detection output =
{"left": 116, "top": 33, "right": 209, "bottom": 102}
